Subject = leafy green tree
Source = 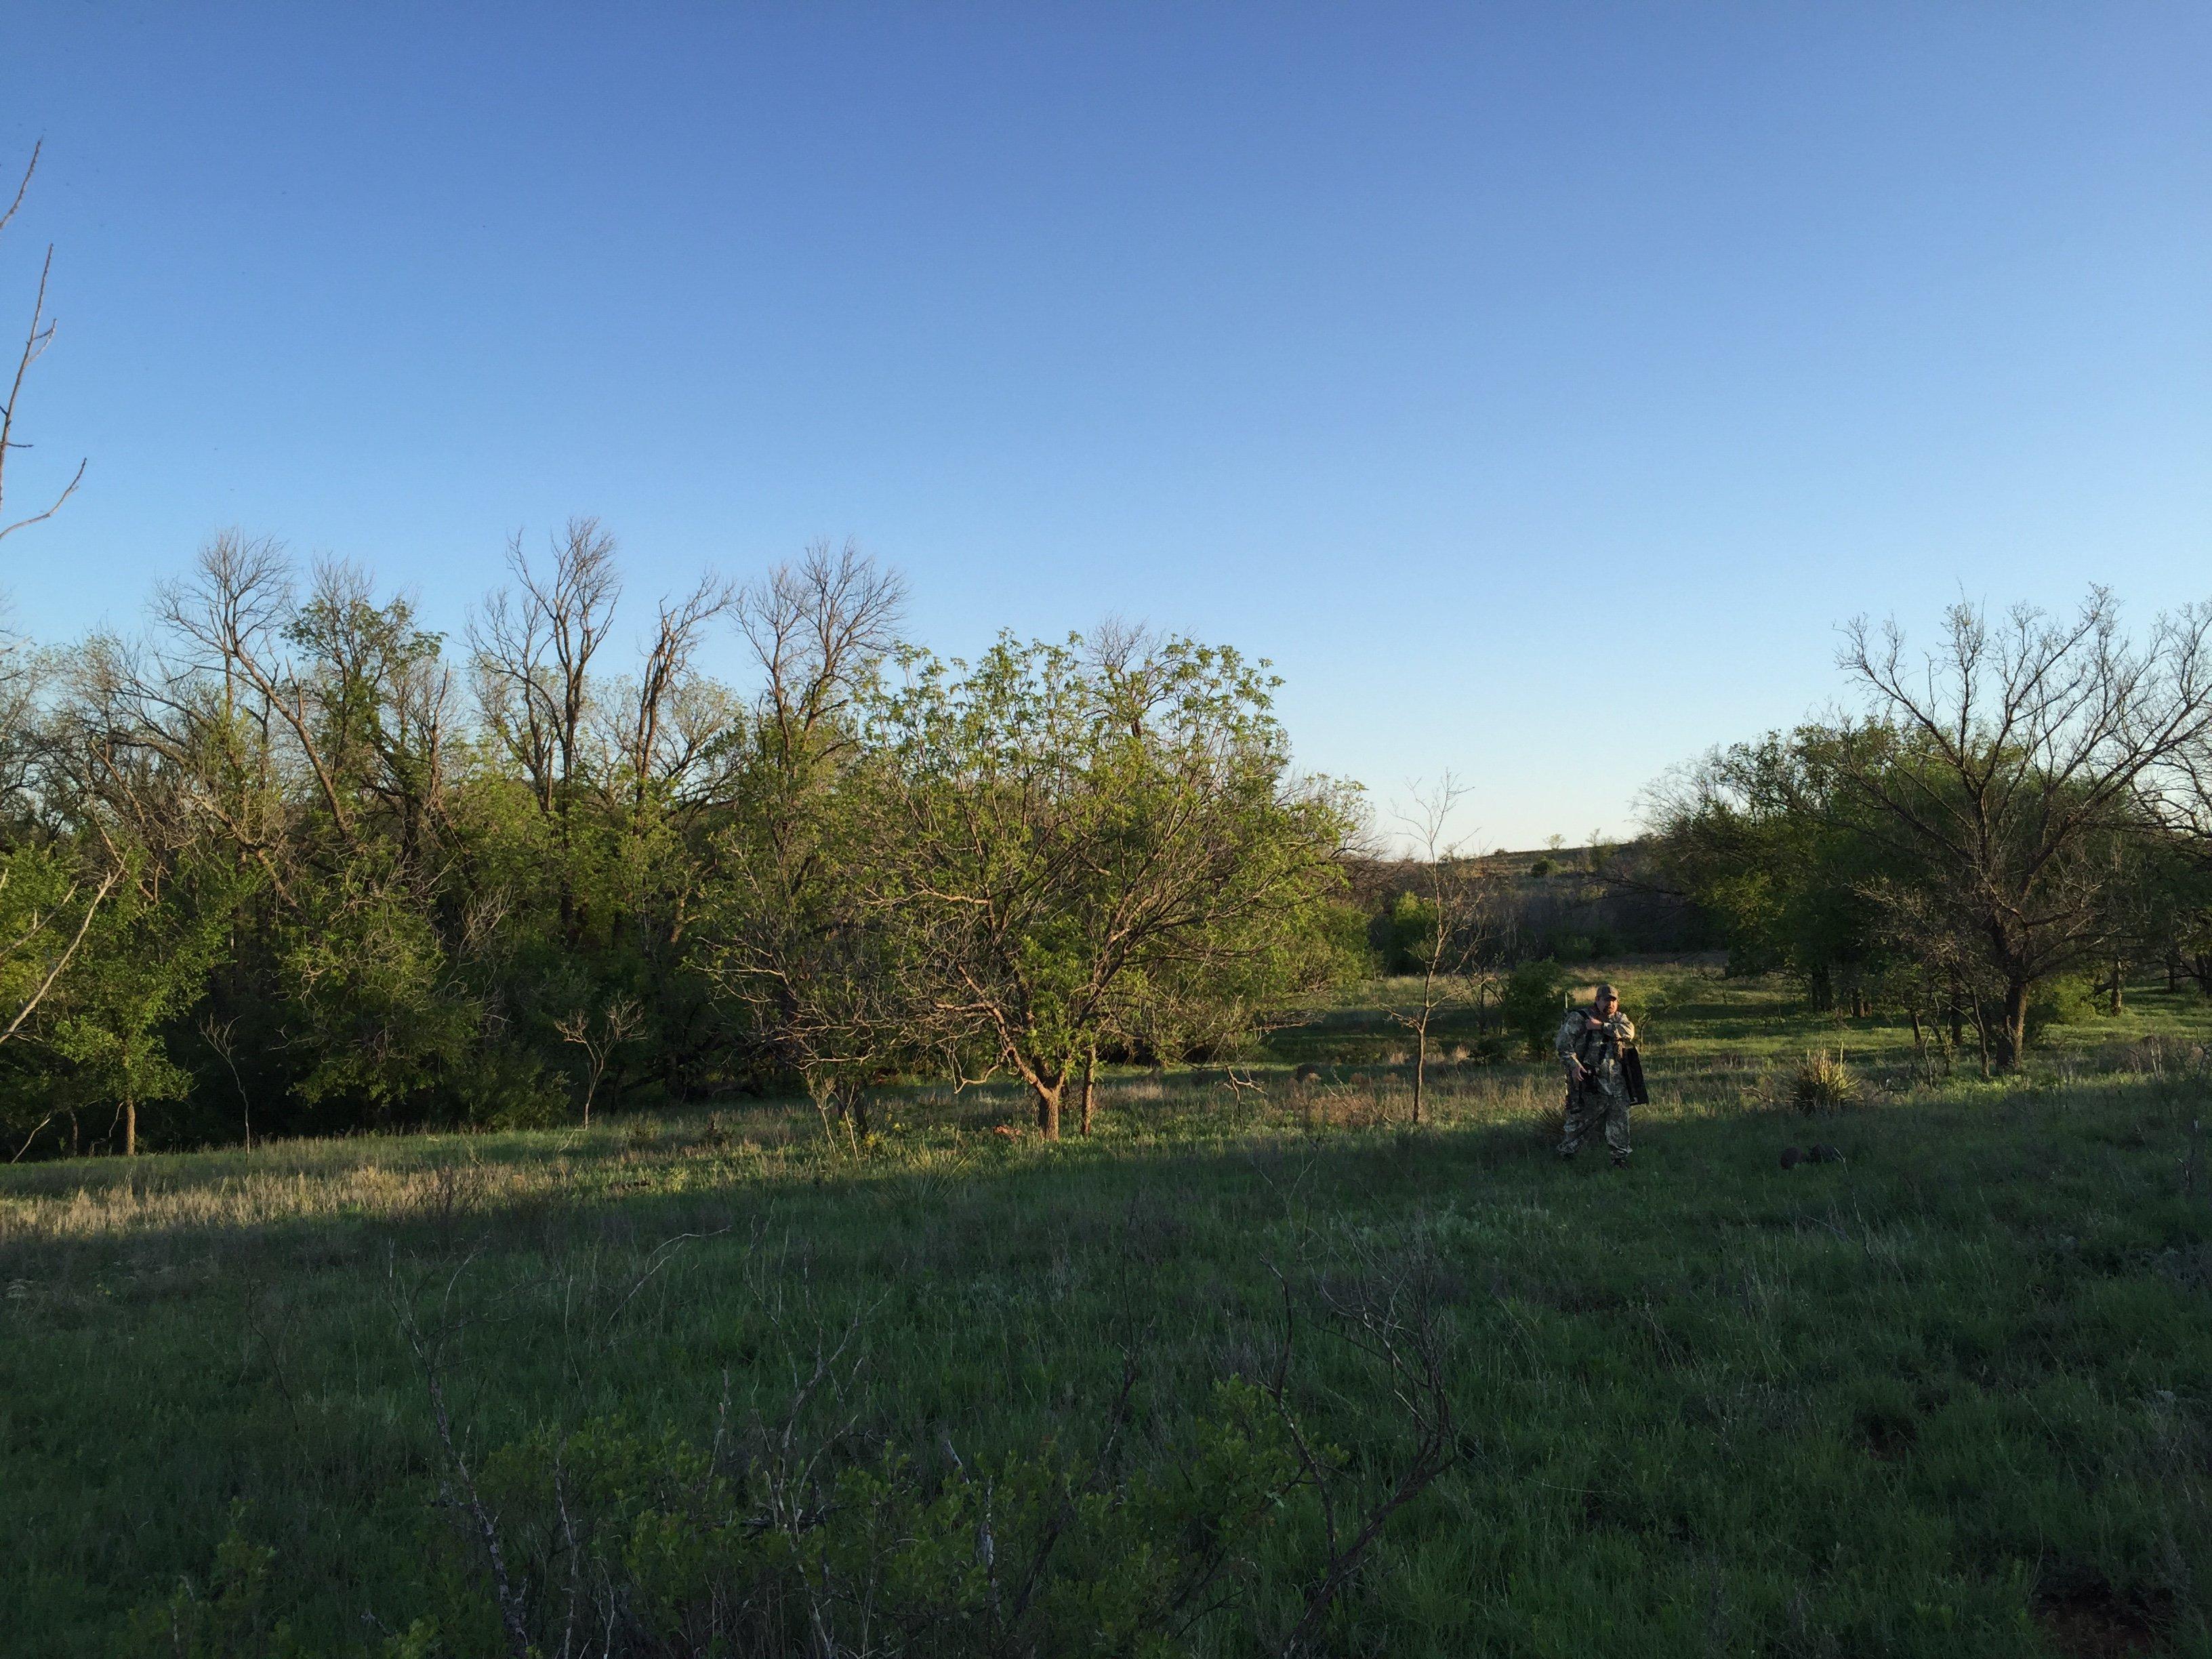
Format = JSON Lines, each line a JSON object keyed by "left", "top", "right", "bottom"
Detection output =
{"left": 1644, "top": 726, "right": 1893, "bottom": 1012}
{"left": 41, "top": 855, "right": 240, "bottom": 1154}
{"left": 857, "top": 627, "right": 1357, "bottom": 1137}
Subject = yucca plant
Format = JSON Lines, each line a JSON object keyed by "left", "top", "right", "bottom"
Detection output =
{"left": 1790, "top": 1047, "right": 1862, "bottom": 1111}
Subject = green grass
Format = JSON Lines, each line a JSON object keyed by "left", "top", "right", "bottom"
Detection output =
{"left": 4, "top": 965, "right": 2211, "bottom": 1655}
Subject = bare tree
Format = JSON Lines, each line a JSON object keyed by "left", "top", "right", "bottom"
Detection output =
{"left": 154, "top": 535, "right": 359, "bottom": 853}
{"left": 737, "top": 538, "right": 905, "bottom": 783}
{"left": 200, "top": 1012, "right": 254, "bottom": 1147}
{"left": 92, "top": 536, "right": 461, "bottom": 902}
{"left": 554, "top": 994, "right": 642, "bottom": 1126}
{"left": 703, "top": 541, "right": 908, "bottom": 1135}
{"left": 468, "top": 518, "right": 620, "bottom": 817}
{"left": 618, "top": 571, "right": 737, "bottom": 817}
{"left": 1837, "top": 590, "right": 2212, "bottom": 1069}
{"left": 0, "top": 143, "right": 86, "bottom": 546}
{"left": 1386, "top": 773, "right": 1488, "bottom": 1124}
{"left": 468, "top": 519, "right": 621, "bottom": 945}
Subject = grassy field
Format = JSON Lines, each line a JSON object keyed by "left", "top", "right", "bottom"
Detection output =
{"left": 4, "top": 965, "right": 2211, "bottom": 1656}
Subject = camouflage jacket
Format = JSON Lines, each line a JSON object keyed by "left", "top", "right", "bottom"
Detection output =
{"left": 1557, "top": 1006, "right": 1636, "bottom": 1090}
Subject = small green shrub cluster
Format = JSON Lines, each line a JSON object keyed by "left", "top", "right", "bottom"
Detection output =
{"left": 429, "top": 1383, "right": 1310, "bottom": 1658}
{"left": 1500, "top": 959, "right": 1569, "bottom": 1058}
{"left": 2026, "top": 974, "right": 2103, "bottom": 1043}
{"left": 1788, "top": 1047, "right": 1862, "bottom": 1111}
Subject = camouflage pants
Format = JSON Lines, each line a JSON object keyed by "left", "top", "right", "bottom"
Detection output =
{"left": 1559, "top": 1079, "right": 1630, "bottom": 1160}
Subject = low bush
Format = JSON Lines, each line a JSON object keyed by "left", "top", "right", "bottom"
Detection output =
{"left": 1788, "top": 1047, "right": 1862, "bottom": 1111}
{"left": 2026, "top": 974, "right": 2102, "bottom": 1043}
{"left": 1499, "top": 960, "right": 1570, "bottom": 1059}
{"left": 445, "top": 1387, "right": 1309, "bottom": 1659}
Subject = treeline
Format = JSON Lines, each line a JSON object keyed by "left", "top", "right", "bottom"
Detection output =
{"left": 1643, "top": 592, "right": 2212, "bottom": 1072}
{"left": 1356, "top": 843, "right": 1711, "bottom": 972}
{"left": 0, "top": 527, "right": 1359, "bottom": 1157}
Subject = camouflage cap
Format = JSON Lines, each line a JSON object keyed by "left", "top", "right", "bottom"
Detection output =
{"left": 1596, "top": 983, "right": 1619, "bottom": 1003}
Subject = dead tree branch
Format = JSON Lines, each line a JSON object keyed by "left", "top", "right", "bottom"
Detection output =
{"left": 0, "top": 142, "right": 87, "bottom": 546}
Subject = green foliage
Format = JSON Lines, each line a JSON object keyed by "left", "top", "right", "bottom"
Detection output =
{"left": 0, "top": 846, "right": 101, "bottom": 1136}
{"left": 1, "top": 543, "right": 1360, "bottom": 1155}
{"left": 1385, "top": 890, "right": 1439, "bottom": 974}
{"left": 848, "top": 630, "right": 1357, "bottom": 1130}
{"left": 453, "top": 1380, "right": 1307, "bottom": 1656}
{"left": 1646, "top": 727, "right": 1893, "bottom": 1010}
{"left": 14, "top": 975, "right": 2212, "bottom": 1656}
{"left": 1786, "top": 1046, "right": 1862, "bottom": 1111}
{"left": 2025, "top": 973, "right": 2102, "bottom": 1042}
{"left": 1499, "top": 958, "right": 1568, "bottom": 1057}
{"left": 277, "top": 871, "right": 482, "bottom": 1115}
{"left": 32, "top": 853, "right": 247, "bottom": 1151}
{"left": 119, "top": 1504, "right": 303, "bottom": 1658}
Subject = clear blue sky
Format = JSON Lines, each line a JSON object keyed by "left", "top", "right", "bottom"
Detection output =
{"left": 2, "top": 3, "right": 2205, "bottom": 848}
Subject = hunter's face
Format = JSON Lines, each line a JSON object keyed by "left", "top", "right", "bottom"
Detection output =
{"left": 1599, "top": 996, "right": 1618, "bottom": 1017}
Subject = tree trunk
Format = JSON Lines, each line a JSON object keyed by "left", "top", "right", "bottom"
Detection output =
{"left": 1412, "top": 1021, "right": 1427, "bottom": 1125}
{"left": 1077, "top": 1047, "right": 1096, "bottom": 1138}
{"left": 1994, "top": 979, "right": 2028, "bottom": 1073}
{"left": 1807, "top": 966, "right": 1833, "bottom": 1012}
{"left": 124, "top": 1097, "right": 137, "bottom": 1158}
{"left": 1971, "top": 999, "right": 1992, "bottom": 1080}
{"left": 1034, "top": 1081, "right": 1061, "bottom": 1141}
{"left": 2109, "top": 957, "right": 2124, "bottom": 1015}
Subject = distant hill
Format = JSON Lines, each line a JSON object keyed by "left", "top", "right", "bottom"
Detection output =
{"left": 1347, "top": 840, "right": 1714, "bottom": 966}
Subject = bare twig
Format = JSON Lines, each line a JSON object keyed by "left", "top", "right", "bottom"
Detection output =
{"left": 0, "top": 143, "right": 87, "bottom": 546}
{"left": 1261, "top": 1239, "right": 1462, "bottom": 1656}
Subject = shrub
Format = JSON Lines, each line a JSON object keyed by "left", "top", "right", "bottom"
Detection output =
{"left": 453, "top": 1039, "right": 567, "bottom": 1130}
{"left": 1788, "top": 1048, "right": 1861, "bottom": 1111}
{"left": 447, "top": 1380, "right": 1315, "bottom": 1658}
{"left": 1385, "top": 890, "right": 1439, "bottom": 975}
{"left": 1500, "top": 959, "right": 1570, "bottom": 1059}
{"left": 120, "top": 1504, "right": 304, "bottom": 1658}
{"left": 1528, "top": 857, "right": 1555, "bottom": 878}
{"left": 2026, "top": 974, "right": 2100, "bottom": 1043}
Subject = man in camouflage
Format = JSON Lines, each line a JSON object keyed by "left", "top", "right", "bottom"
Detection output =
{"left": 1557, "top": 981, "right": 1635, "bottom": 1166}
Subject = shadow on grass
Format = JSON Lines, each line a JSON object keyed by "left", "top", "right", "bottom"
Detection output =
{"left": 5, "top": 1061, "right": 2196, "bottom": 1290}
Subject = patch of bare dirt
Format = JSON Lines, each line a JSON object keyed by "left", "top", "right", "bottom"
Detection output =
{"left": 2033, "top": 1581, "right": 2169, "bottom": 1658}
